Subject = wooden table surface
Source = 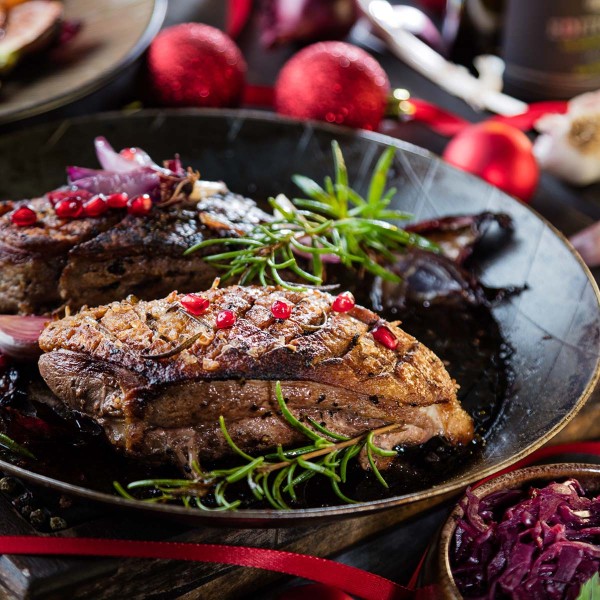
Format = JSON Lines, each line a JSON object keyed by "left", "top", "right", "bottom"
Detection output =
{"left": 0, "top": 1, "right": 599, "bottom": 598}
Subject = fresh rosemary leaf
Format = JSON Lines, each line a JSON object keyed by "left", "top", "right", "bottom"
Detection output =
{"left": 275, "top": 381, "right": 327, "bottom": 443}
{"left": 0, "top": 432, "right": 35, "bottom": 460}
{"left": 366, "top": 443, "right": 389, "bottom": 489}
{"left": 219, "top": 415, "right": 255, "bottom": 461}
{"left": 367, "top": 431, "right": 398, "bottom": 458}
{"left": 306, "top": 417, "right": 350, "bottom": 442}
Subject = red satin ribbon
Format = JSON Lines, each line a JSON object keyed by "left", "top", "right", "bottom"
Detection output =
{"left": 0, "top": 441, "right": 598, "bottom": 599}
{"left": 0, "top": 536, "right": 410, "bottom": 600}
{"left": 405, "top": 98, "right": 569, "bottom": 136}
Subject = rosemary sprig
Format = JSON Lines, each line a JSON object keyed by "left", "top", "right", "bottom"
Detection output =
{"left": 0, "top": 432, "right": 35, "bottom": 460}
{"left": 184, "top": 142, "right": 438, "bottom": 291}
{"left": 115, "top": 381, "right": 403, "bottom": 511}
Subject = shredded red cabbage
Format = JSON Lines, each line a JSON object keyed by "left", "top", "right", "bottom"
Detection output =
{"left": 451, "top": 479, "right": 600, "bottom": 599}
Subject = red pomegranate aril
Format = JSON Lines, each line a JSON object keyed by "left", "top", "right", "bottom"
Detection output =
{"left": 127, "top": 194, "right": 153, "bottom": 216}
{"left": 55, "top": 198, "right": 83, "bottom": 219}
{"left": 180, "top": 294, "right": 210, "bottom": 316}
{"left": 48, "top": 189, "right": 91, "bottom": 206}
{"left": 106, "top": 192, "right": 129, "bottom": 209}
{"left": 332, "top": 291, "right": 355, "bottom": 313}
{"left": 216, "top": 310, "right": 236, "bottom": 329}
{"left": 372, "top": 325, "right": 398, "bottom": 350}
{"left": 83, "top": 195, "right": 108, "bottom": 217}
{"left": 271, "top": 300, "right": 292, "bottom": 320}
{"left": 0, "top": 353, "right": 6, "bottom": 370}
{"left": 10, "top": 206, "right": 37, "bottom": 227}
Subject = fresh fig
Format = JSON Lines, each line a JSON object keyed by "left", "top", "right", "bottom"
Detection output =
{"left": 0, "top": 1, "right": 64, "bottom": 75}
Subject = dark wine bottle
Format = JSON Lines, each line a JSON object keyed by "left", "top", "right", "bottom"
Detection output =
{"left": 501, "top": 0, "right": 600, "bottom": 100}
{"left": 443, "top": 0, "right": 505, "bottom": 66}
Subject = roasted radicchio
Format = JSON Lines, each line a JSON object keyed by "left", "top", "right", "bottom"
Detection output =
{"left": 372, "top": 212, "right": 517, "bottom": 310}
{"left": 452, "top": 479, "right": 600, "bottom": 600}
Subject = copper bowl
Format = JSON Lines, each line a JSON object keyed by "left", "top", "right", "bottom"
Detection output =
{"left": 428, "top": 463, "right": 600, "bottom": 599}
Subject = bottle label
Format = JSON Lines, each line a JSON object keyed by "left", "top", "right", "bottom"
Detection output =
{"left": 502, "top": 0, "right": 600, "bottom": 98}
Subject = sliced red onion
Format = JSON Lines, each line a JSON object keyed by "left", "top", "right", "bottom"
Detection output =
{"left": 71, "top": 168, "right": 160, "bottom": 198}
{"left": 95, "top": 136, "right": 148, "bottom": 173}
{"left": 570, "top": 222, "right": 600, "bottom": 268}
{"left": 0, "top": 315, "right": 49, "bottom": 360}
{"left": 66, "top": 166, "right": 101, "bottom": 183}
{"left": 120, "top": 146, "right": 159, "bottom": 169}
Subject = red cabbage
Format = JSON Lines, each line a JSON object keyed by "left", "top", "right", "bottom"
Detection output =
{"left": 451, "top": 480, "right": 600, "bottom": 599}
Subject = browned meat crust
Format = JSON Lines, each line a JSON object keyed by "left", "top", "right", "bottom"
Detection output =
{"left": 38, "top": 286, "right": 473, "bottom": 469}
{"left": 0, "top": 193, "right": 268, "bottom": 314}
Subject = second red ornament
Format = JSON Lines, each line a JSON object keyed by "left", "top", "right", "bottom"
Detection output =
{"left": 274, "top": 41, "right": 390, "bottom": 131}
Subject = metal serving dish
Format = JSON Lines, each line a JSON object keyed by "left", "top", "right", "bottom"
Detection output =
{"left": 0, "top": 110, "right": 598, "bottom": 527}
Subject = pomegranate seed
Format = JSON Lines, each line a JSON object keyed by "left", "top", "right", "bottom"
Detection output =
{"left": 48, "top": 189, "right": 91, "bottom": 206}
{"left": 372, "top": 325, "right": 398, "bottom": 350}
{"left": 216, "top": 309, "right": 236, "bottom": 329}
{"left": 83, "top": 195, "right": 108, "bottom": 217}
{"left": 181, "top": 294, "right": 210, "bottom": 316}
{"left": 0, "top": 353, "right": 6, "bottom": 370}
{"left": 271, "top": 300, "right": 292, "bottom": 320}
{"left": 106, "top": 192, "right": 129, "bottom": 209}
{"left": 55, "top": 198, "right": 83, "bottom": 219}
{"left": 127, "top": 194, "right": 152, "bottom": 216}
{"left": 332, "top": 291, "right": 355, "bottom": 313}
{"left": 10, "top": 205, "right": 37, "bottom": 227}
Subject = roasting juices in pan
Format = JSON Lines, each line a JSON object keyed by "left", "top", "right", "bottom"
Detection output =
{"left": 0, "top": 140, "right": 515, "bottom": 510}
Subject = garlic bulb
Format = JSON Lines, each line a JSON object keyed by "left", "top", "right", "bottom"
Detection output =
{"left": 534, "top": 90, "right": 600, "bottom": 186}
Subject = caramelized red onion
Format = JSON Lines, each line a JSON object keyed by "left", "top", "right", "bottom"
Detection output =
{"left": 0, "top": 315, "right": 49, "bottom": 360}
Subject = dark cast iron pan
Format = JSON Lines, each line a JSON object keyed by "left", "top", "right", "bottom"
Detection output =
{"left": 0, "top": 110, "right": 598, "bottom": 527}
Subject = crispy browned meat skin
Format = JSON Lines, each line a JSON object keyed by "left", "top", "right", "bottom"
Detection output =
{"left": 0, "top": 193, "right": 268, "bottom": 314}
{"left": 38, "top": 286, "right": 473, "bottom": 469}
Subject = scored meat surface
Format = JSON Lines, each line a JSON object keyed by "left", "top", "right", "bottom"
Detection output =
{"left": 38, "top": 286, "right": 474, "bottom": 471}
{"left": 0, "top": 190, "right": 268, "bottom": 314}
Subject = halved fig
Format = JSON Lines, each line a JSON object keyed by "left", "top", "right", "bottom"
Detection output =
{"left": 0, "top": 1, "right": 64, "bottom": 75}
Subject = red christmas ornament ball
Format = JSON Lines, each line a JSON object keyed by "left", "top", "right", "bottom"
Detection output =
{"left": 147, "top": 23, "right": 247, "bottom": 108}
{"left": 274, "top": 41, "right": 390, "bottom": 130}
{"left": 443, "top": 121, "right": 539, "bottom": 203}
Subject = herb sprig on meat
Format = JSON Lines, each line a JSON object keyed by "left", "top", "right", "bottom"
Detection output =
{"left": 115, "top": 382, "right": 403, "bottom": 511}
{"left": 185, "top": 142, "right": 438, "bottom": 291}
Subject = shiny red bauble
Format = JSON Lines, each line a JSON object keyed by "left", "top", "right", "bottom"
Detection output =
{"left": 443, "top": 121, "right": 539, "bottom": 203}
{"left": 147, "top": 23, "right": 246, "bottom": 108}
{"left": 181, "top": 294, "right": 210, "bottom": 316}
{"left": 10, "top": 205, "right": 37, "bottom": 227}
{"left": 275, "top": 41, "right": 390, "bottom": 130}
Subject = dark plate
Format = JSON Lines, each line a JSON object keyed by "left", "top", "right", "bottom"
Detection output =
{"left": 0, "top": 109, "right": 598, "bottom": 527}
